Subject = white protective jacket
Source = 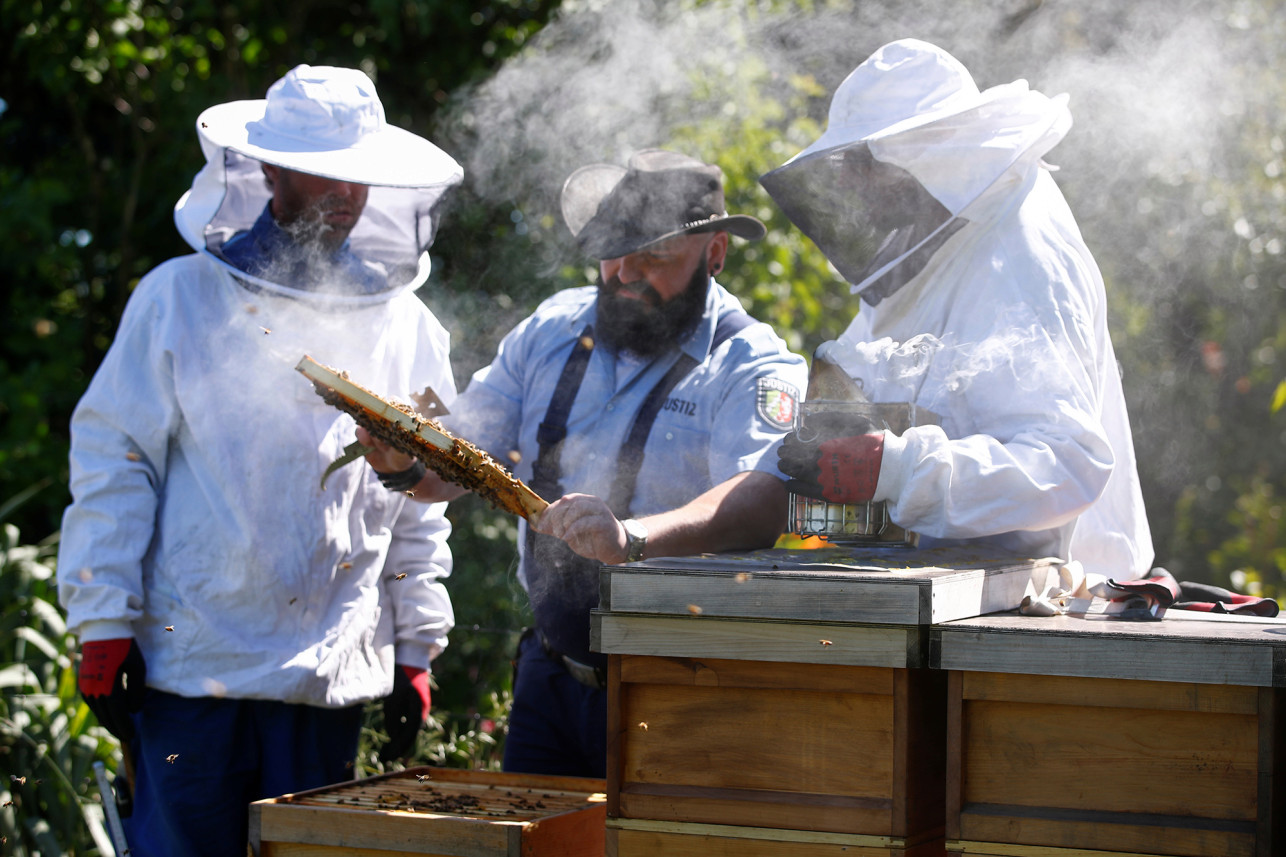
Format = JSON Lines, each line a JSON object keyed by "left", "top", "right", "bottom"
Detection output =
{"left": 772, "top": 41, "right": 1153, "bottom": 578}
{"left": 57, "top": 256, "right": 456, "bottom": 706}
{"left": 57, "top": 80, "right": 462, "bottom": 705}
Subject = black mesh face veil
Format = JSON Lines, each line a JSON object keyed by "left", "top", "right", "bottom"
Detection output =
{"left": 199, "top": 149, "right": 451, "bottom": 297}
{"left": 760, "top": 143, "right": 965, "bottom": 306}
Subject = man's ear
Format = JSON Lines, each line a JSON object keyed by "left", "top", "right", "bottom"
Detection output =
{"left": 707, "top": 231, "right": 730, "bottom": 276}
{"left": 261, "top": 162, "right": 279, "bottom": 189}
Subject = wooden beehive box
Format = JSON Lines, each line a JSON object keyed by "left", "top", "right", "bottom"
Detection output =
{"left": 601, "top": 654, "right": 947, "bottom": 857}
{"left": 590, "top": 545, "right": 1039, "bottom": 857}
{"left": 933, "top": 611, "right": 1286, "bottom": 857}
{"left": 249, "top": 767, "right": 606, "bottom": 857}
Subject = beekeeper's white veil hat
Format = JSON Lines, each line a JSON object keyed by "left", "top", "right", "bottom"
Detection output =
{"left": 174, "top": 64, "right": 464, "bottom": 304}
{"left": 761, "top": 39, "right": 1071, "bottom": 304}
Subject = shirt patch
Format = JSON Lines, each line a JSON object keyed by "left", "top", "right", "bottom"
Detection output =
{"left": 757, "top": 378, "right": 799, "bottom": 430}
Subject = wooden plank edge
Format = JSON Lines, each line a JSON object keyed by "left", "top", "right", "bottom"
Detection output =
{"left": 591, "top": 611, "right": 916, "bottom": 668}
{"left": 605, "top": 817, "right": 900, "bottom": 847}
{"left": 934, "top": 629, "right": 1274, "bottom": 686}
{"left": 254, "top": 802, "right": 517, "bottom": 853}
{"left": 947, "top": 841, "right": 1169, "bottom": 857}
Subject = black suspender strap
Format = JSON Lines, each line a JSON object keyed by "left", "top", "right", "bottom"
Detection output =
{"left": 529, "top": 310, "right": 757, "bottom": 512}
{"left": 530, "top": 325, "right": 595, "bottom": 498}
{"left": 606, "top": 309, "right": 755, "bottom": 514}
{"left": 606, "top": 354, "right": 698, "bottom": 514}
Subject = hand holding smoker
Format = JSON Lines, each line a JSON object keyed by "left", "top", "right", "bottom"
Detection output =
{"left": 779, "top": 343, "right": 938, "bottom": 547}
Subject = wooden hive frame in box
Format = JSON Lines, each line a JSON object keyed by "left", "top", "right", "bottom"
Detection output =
{"left": 250, "top": 767, "right": 607, "bottom": 857}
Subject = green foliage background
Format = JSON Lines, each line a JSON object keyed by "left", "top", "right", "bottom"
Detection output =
{"left": 2, "top": 0, "right": 1285, "bottom": 852}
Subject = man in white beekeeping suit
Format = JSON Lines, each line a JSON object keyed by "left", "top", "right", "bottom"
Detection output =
{"left": 765, "top": 39, "right": 1154, "bottom": 584}
{"left": 57, "top": 65, "right": 460, "bottom": 856}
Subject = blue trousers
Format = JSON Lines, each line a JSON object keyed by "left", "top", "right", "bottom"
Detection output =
{"left": 502, "top": 632, "right": 607, "bottom": 778}
{"left": 122, "top": 689, "right": 363, "bottom": 857}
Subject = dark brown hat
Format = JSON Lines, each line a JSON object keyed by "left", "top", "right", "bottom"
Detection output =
{"left": 561, "top": 149, "right": 766, "bottom": 260}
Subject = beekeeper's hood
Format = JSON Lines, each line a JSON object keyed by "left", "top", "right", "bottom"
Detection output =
{"left": 760, "top": 39, "right": 1071, "bottom": 306}
{"left": 174, "top": 64, "right": 463, "bottom": 305}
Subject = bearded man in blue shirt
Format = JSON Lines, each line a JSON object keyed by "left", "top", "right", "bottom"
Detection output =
{"left": 363, "top": 149, "right": 807, "bottom": 777}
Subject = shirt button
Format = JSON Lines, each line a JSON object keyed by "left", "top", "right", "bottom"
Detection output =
{"left": 606, "top": 403, "right": 615, "bottom": 411}
{"left": 666, "top": 432, "right": 674, "bottom": 440}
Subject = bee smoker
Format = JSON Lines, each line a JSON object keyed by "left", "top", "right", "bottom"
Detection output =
{"left": 788, "top": 345, "right": 939, "bottom": 547}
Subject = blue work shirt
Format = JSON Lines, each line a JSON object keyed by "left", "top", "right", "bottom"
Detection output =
{"left": 446, "top": 281, "right": 806, "bottom": 587}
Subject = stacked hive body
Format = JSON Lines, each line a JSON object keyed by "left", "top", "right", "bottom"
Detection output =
{"left": 592, "top": 545, "right": 1052, "bottom": 856}
{"left": 249, "top": 768, "right": 607, "bottom": 856}
{"left": 933, "top": 613, "right": 1286, "bottom": 857}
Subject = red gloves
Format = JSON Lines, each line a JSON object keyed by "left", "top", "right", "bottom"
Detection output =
{"left": 79, "top": 638, "right": 147, "bottom": 742}
{"left": 779, "top": 429, "right": 885, "bottom": 503}
{"left": 380, "top": 664, "right": 430, "bottom": 762}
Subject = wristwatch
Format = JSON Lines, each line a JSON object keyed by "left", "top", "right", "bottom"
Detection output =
{"left": 621, "top": 518, "right": 648, "bottom": 563}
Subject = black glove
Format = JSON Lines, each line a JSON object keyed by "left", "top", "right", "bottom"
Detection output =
{"left": 1176, "top": 580, "right": 1280, "bottom": 616}
{"left": 379, "top": 664, "right": 430, "bottom": 762}
{"left": 78, "top": 638, "right": 147, "bottom": 743}
{"left": 778, "top": 410, "right": 884, "bottom": 503}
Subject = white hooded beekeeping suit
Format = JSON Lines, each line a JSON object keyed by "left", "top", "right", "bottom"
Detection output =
{"left": 762, "top": 39, "right": 1153, "bottom": 580}
{"left": 58, "top": 65, "right": 462, "bottom": 708}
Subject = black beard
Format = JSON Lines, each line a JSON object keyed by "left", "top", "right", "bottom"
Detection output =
{"left": 595, "top": 264, "right": 710, "bottom": 358}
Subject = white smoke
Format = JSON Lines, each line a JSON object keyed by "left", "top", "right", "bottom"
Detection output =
{"left": 427, "top": 0, "right": 1284, "bottom": 567}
